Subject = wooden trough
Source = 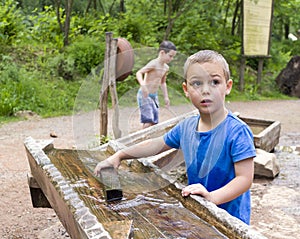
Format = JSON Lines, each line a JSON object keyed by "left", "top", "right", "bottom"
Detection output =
{"left": 239, "top": 116, "right": 281, "bottom": 152}
{"left": 25, "top": 110, "right": 278, "bottom": 239}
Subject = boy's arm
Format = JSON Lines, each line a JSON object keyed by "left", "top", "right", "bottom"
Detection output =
{"left": 94, "top": 136, "right": 171, "bottom": 176}
{"left": 136, "top": 61, "right": 155, "bottom": 97}
{"left": 182, "top": 158, "right": 254, "bottom": 205}
{"left": 136, "top": 67, "right": 147, "bottom": 86}
{"left": 160, "top": 73, "right": 170, "bottom": 108}
{"left": 209, "top": 158, "right": 254, "bottom": 205}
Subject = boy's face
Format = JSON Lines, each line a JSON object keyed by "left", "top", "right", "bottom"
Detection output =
{"left": 161, "top": 50, "right": 176, "bottom": 64}
{"left": 182, "top": 62, "right": 232, "bottom": 114}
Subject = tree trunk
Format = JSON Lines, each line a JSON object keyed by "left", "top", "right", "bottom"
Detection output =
{"left": 231, "top": 0, "right": 241, "bottom": 36}
{"left": 223, "top": 0, "right": 230, "bottom": 29}
{"left": 53, "top": 0, "right": 73, "bottom": 47}
{"left": 284, "top": 22, "right": 289, "bottom": 39}
{"left": 120, "top": 0, "right": 125, "bottom": 13}
{"left": 86, "top": 0, "right": 92, "bottom": 13}
{"left": 53, "top": 0, "right": 63, "bottom": 34}
{"left": 164, "top": 0, "right": 195, "bottom": 40}
{"left": 63, "top": 0, "right": 74, "bottom": 46}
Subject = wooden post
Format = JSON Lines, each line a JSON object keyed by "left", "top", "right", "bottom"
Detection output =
{"left": 99, "top": 33, "right": 111, "bottom": 138}
{"left": 239, "top": 56, "right": 246, "bottom": 91}
{"left": 109, "top": 38, "right": 122, "bottom": 139}
{"left": 99, "top": 32, "right": 122, "bottom": 140}
{"left": 257, "top": 58, "right": 264, "bottom": 85}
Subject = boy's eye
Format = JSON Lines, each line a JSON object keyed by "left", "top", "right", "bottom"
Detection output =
{"left": 210, "top": 79, "right": 220, "bottom": 86}
{"left": 188, "top": 79, "right": 220, "bottom": 89}
{"left": 189, "top": 80, "right": 203, "bottom": 88}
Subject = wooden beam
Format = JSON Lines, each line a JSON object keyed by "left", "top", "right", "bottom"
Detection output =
{"left": 257, "top": 58, "right": 264, "bottom": 85}
{"left": 99, "top": 32, "right": 122, "bottom": 139}
{"left": 239, "top": 56, "right": 246, "bottom": 91}
{"left": 99, "top": 32, "right": 112, "bottom": 138}
{"left": 109, "top": 37, "right": 122, "bottom": 139}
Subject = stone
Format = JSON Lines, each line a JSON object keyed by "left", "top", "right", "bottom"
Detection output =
{"left": 275, "top": 55, "right": 300, "bottom": 98}
{"left": 254, "top": 148, "right": 280, "bottom": 178}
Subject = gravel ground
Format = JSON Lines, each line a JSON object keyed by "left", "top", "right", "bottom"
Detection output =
{"left": 0, "top": 99, "right": 299, "bottom": 239}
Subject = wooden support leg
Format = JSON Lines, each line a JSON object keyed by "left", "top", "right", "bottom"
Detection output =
{"left": 27, "top": 173, "right": 51, "bottom": 208}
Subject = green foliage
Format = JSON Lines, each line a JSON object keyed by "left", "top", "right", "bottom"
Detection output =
{"left": 100, "top": 134, "right": 112, "bottom": 145}
{"left": 115, "top": 2, "right": 162, "bottom": 44}
{"left": 18, "top": 0, "right": 53, "bottom": 13}
{"left": 0, "top": 0, "right": 27, "bottom": 46}
{"left": 28, "top": 6, "right": 63, "bottom": 48}
{"left": 64, "top": 36, "right": 106, "bottom": 76}
{"left": 272, "top": 0, "right": 300, "bottom": 40}
{"left": 116, "top": 13, "right": 146, "bottom": 43}
{"left": 0, "top": 58, "right": 43, "bottom": 116}
{"left": 0, "top": 0, "right": 299, "bottom": 121}
{"left": 0, "top": 55, "right": 80, "bottom": 117}
{"left": 20, "top": 0, "right": 93, "bottom": 14}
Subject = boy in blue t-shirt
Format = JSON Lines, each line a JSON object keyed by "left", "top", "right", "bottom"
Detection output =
{"left": 94, "top": 50, "right": 256, "bottom": 224}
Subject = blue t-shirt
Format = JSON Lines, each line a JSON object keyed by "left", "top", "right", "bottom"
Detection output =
{"left": 164, "top": 111, "right": 256, "bottom": 224}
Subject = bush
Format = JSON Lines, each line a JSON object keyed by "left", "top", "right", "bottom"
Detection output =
{"left": 28, "top": 6, "right": 63, "bottom": 48}
{"left": 0, "top": 0, "right": 27, "bottom": 46}
{"left": 64, "top": 36, "right": 106, "bottom": 76}
{"left": 0, "top": 59, "right": 40, "bottom": 116}
{"left": 0, "top": 56, "right": 80, "bottom": 117}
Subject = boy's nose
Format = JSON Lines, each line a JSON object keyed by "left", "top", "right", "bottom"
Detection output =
{"left": 201, "top": 82, "right": 210, "bottom": 94}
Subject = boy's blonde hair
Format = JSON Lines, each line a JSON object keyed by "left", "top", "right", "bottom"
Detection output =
{"left": 184, "top": 50, "right": 230, "bottom": 81}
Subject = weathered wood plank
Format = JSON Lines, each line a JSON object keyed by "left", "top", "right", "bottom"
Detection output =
{"left": 24, "top": 137, "right": 132, "bottom": 239}
{"left": 95, "top": 110, "right": 198, "bottom": 151}
{"left": 96, "top": 112, "right": 280, "bottom": 154}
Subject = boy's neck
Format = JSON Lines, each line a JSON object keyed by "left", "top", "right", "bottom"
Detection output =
{"left": 198, "top": 108, "right": 228, "bottom": 132}
{"left": 157, "top": 55, "right": 166, "bottom": 65}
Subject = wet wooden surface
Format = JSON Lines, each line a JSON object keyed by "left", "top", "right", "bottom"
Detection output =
{"left": 46, "top": 148, "right": 228, "bottom": 239}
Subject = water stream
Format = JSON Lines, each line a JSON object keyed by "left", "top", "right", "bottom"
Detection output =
{"left": 47, "top": 148, "right": 228, "bottom": 239}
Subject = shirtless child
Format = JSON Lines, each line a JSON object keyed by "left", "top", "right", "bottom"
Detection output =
{"left": 136, "top": 41, "right": 177, "bottom": 128}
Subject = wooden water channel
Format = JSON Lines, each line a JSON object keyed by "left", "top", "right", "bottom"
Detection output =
{"left": 25, "top": 111, "right": 276, "bottom": 239}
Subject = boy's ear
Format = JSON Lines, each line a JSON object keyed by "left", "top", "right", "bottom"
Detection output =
{"left": 182, "top": 82, "right": 189, "bottom": 97}
{"left": 226, "top": 79, "right": 233, "bottom": 95}
{"left": 159, "top": 50, "right": 165, "bottom": 55}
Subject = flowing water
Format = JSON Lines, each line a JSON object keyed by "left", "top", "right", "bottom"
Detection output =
{"left": 47, "top": 148, "right": 228, "bottom": 239}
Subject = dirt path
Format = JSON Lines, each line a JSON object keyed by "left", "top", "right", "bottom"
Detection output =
{"left": 0, "top": 99, "right": 299, "bottom": 239}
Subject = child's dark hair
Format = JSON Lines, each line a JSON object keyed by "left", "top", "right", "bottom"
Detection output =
{"left": 159, "top": 41, "right": 177, "bottom": 53}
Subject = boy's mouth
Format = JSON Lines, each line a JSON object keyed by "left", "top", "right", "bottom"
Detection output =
{"left": 201, "top": 99, "right": 212, "bottom": 103}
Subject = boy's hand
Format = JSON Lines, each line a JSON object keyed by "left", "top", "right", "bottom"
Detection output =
{"left": 181, "top": 183, "right": 212, "bottom": 201}
{"left": 164, "top": 97, "right": 170, "bottom": 108}
{"left": 94, "top": 156, "right": 121, "bottom": 176}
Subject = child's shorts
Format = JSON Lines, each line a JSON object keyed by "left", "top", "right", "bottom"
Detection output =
{"left": 137, "top": 89, "right": 159, "bottom": 124}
